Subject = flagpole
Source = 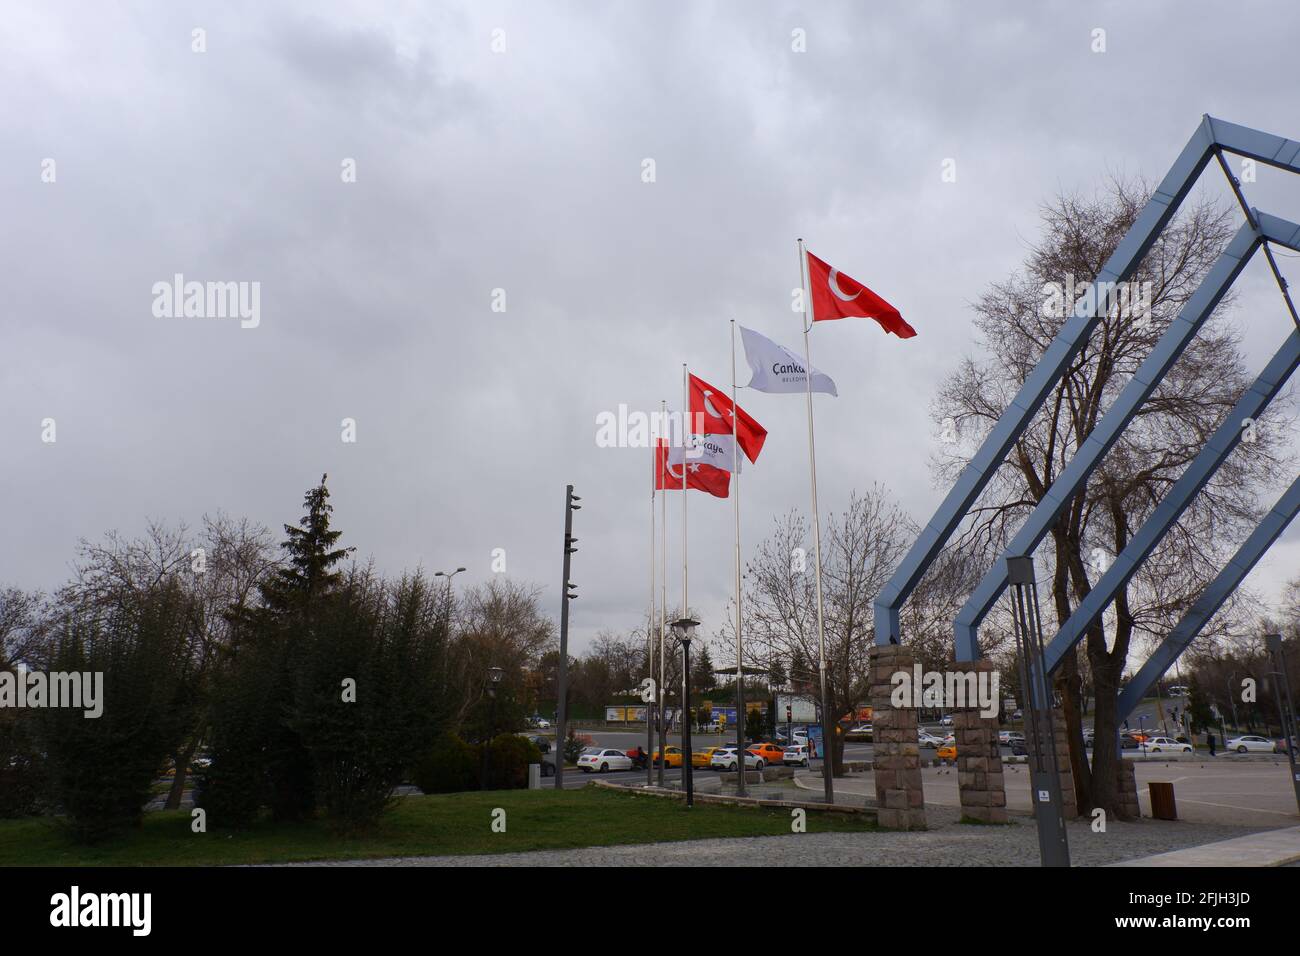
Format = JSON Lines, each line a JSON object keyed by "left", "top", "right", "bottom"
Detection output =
{"left": 647, "top": 419, "right": 656, "bottom": 787}
{"left": 681, "top": 364, "right": 690, "bottom": 755}
{"left": 659, "top": 401, "right": 668, "bottom": 788}
{"left": 730, "top": 320, "right": 746, "bottom": 797}
{"left": 798, "top": 238, "right": 835, "bottom": 805}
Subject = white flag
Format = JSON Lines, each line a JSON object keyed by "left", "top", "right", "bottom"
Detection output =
{"left": 739, "top": 325, "right": 838, "bottom": 396}
{"left": 667, "top": 433, "right": 742, "bottom": 473}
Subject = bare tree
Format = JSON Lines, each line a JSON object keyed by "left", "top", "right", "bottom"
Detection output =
{"left": 730, "top": 486, "right": 912, "bottom": 774}
{"left": 933, "top": 180, "right": 1291, "bottom": 815}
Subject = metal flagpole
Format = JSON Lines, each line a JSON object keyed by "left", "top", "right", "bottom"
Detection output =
{"left": 730, "top": 320, "right": 746, "bottom": 797}
{"left": 659, "top": 403, "right": 668, "bottom": 787}
{"left": 647, "top": 425, "right": 656, "bottom": 786}
{"left": 798, "top": 238, "right": 835, "bottom": 805}
{"left": 681, "top": 363, "right": 691, "bottom": 778}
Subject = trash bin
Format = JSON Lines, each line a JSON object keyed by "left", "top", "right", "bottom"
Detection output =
{"left": 1148, "top": 781, "right": 1176, "bottom": 820}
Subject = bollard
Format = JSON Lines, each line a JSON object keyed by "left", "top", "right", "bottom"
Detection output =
{"left": 528, "top": 763, "right": 541, "bottom": 790}
{"left": 1148, "top": 781, "right": 1177, "bottom": 820}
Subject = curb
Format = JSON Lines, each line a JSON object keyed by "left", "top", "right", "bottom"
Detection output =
{"left": 591, "top": 778, "right": 873, "bottom": 815}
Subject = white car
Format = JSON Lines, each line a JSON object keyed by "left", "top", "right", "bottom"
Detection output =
{"left": 918, "top": 731, "right": 944, "bottom": 748}
{"left": 577, "top": 748, "right": 633, "bottom": 773}
{"left": 782, "top": 744, "right": 811, "bottom": 767}
{"left": 1145, "top": 736, "right": 1191, "bottom": 753}
{"left": 940, "top": 715, "right": 954, "bottom": 726}
{"left": 1226, "top": 735, "right": 1274, "bottom": 754}
{"left": 710, "top": 747, "right": 763, "bottom": 771}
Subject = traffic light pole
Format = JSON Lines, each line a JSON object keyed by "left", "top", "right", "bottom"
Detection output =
{"left": 554, "top": 485, "right": 579, "bottom": 789}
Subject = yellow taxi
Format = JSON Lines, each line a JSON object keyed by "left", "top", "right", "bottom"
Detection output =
{"left": 936, "top": 744, "right": 958, "bottom": 761}
{"left": 652, "top": 746, "right": 685, "bottom": 768}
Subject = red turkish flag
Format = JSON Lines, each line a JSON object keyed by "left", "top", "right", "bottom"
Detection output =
{"left": 655, "top": 439, "right": 730, "bottom": 498}
{"left": 687, "top": 373, "right": 767, "bottom": 464}
{"left": 806, "top": 250, "right": 915, "bottom": 338}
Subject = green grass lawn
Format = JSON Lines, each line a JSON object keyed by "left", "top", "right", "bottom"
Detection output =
{"left": 0, "top": 785, "right": 874, "bottom": 866}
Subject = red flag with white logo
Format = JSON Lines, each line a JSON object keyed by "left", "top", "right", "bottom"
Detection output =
{"left": 655, "top": 439, "right": 730, "bottom": 498}
{"left": 687, "top": 373, "right": 767, "bottom": 464}
{"left": 806, "top": 249, "right": 915, "bottom": 338}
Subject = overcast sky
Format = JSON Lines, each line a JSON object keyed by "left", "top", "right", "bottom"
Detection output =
{"left": 3, "top": 1, "right": 1298, "bottom": 665}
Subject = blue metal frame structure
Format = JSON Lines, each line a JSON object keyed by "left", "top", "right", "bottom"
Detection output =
{"left": 873, "top": 116, "right": 1300, "bottom": 677}
{"left": 1117, "top": 474, "right": 1300, "bottom": 721}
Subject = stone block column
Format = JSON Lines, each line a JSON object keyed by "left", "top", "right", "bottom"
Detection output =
{"left": 953, "top": 660, "right": 1007, "bottom": 823}
{"left": 1027, "top": 708, "right": 1078, "bottom": 819}
{"left": 1115, "top": 758, "right": 1139, "bottom": 820}
{"left": 868, "top": 644, "right": 926, "bottom": 830}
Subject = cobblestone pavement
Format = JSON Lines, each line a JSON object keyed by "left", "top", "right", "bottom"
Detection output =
{"left": 284, "top": 806, "right": 1277, "bottom": 867}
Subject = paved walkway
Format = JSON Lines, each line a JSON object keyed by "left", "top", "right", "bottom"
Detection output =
{"left": 1118, "top": 825, "right": 1300, "bottom": 867}
{"left": 793, "top": 763, "right": 1300, "bottom": 827}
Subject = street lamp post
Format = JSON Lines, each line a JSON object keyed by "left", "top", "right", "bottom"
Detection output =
{"left": 481, "top": 666, "right": 504, "bottom": 789}
{"left": 434, "top": 567, "right": 466, "bottom": 624}
{"left": 672, "top": 616, "right": 699, "bottom": 808}
{"left": 1264, "top": 634, "right": 1300, "bottom": 813}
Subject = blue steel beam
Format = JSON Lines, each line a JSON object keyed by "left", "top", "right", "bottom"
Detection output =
{"left": 874, "top": 116, "right": 1300, "bottom": 646}
{"left": 874, "top": 119, "right": 1300, "bottom": 646}
{"left": 1117, "top": 473, "right": 1300, "bottom": 723}
{"left": 1042, "top": 326, "right": 1300, "bottom": 673}
{"left": 953, "top": 213, "right": 1300, "bottom": 662}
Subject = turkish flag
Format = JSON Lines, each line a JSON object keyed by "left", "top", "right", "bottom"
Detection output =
{"left": 687, "top": 373, "right": 767, "bottom": 464}
{"left": 655, "top": 440, "right": 730, "bottom": 498}
{"left": 806, "top": 250, "right": 916, "bottom": 338}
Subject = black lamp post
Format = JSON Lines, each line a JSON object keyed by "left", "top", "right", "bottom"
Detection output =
{"left": 671, "top": 616, "right": 699, "bottom": 807}
{"left": 481, "top": 666, "right": 504, "bottom": 789}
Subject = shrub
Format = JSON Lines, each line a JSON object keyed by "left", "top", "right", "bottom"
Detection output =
{"left": 563, "top": 730, "right": 593, "bottom": 765}
{"left": 38, "top": 584, "right": 194, "bottom": 843}
{"left": 0, "top": 708, "right": 46, "bottom": 818}
{"left": 483, "top": 734, "right": 543, "bottom": 790}
{"left": 413, "top": 733, "right": 479, "bottom": 794}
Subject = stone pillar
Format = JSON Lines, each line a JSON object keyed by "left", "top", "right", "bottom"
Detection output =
{"left": 1029, "top": 708, "right": 1078, "bottom": 819}
{"left": 1115, "top": 758, "right": 1139, "bottom": 820}
{"left": 954, "top": 660, "right": 1007, "bottom": 823}
{"left": 868, "top": 644, "right": 926, "bottom": 830}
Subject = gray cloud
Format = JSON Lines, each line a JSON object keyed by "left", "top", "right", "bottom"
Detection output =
{"left": 2, "top": 0, "right": 1297, "bottom": 656}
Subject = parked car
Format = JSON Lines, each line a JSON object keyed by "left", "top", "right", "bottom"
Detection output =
{"left": 936, "top": 744, "right": 957, "bottom": 761}
{"left": 1145, "top": 736, "right": 1192, "bottom": 753}
{"left": 1011, "top": 710, "right": 1023, "bottom": 721}
{"left": 538, "top": 757, "right": 556, "bottom": 777}
{"left": 940, "top": 714, "right": 954, "bottom": 726}
{"left": 527, "top": 735, "right": 551, "bottom": 754}
{"left": 578, "top": 748, "right": 633, "bottom": 773}
{"left": 1010, "top": 737, "right": 1029, "bottom": 756}
{"left": 1118, "top": 733, "right": 1140, "bottom": 750}
{"left": 693, "top": 746, "right": 729, "bottom": 768}
{"left": 651, "top": 746, "right": 685, "bottom": 768}
{"left": 1226, "top": 735, "right": 1275, "bottom": 754}
{"left": 782, "top": 744, "right": 811, "bottom": 767}
{"left": 529, "top": 716, "right": 552, "bottom": 729}
{"left": 918, "top": 731, "right": 945, "bottom": 748}
{"left": 710, "top": 746, "right": 763, "bottom": 771}
{"left": 1274, "top": 736, "right": 1299, "bottom": 755}
{"left": 748, "top": 743, "right": 784, "bottom": 764}
{"left": 999, "top": 731, "right": 1025, "bottom": 748}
